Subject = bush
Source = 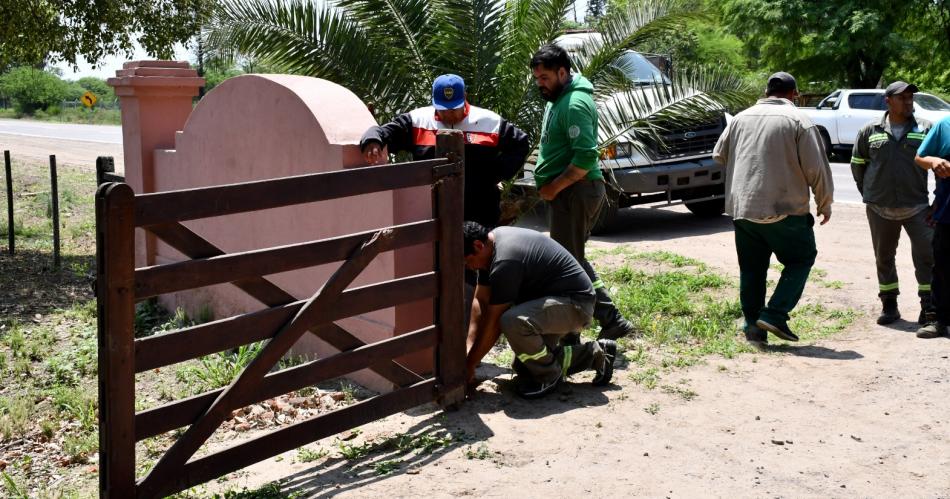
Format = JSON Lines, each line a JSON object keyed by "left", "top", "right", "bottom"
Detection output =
{"left": 0, "top": 67, "right": 71, "bottom": 115}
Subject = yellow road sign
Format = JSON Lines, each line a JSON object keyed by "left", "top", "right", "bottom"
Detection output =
{"left": 81, "top": 91, "right": 97, "bottom": 108}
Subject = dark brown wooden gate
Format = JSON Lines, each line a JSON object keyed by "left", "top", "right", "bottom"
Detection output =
{"left": 95, "top": 132, "right": 467, "bottom": 498}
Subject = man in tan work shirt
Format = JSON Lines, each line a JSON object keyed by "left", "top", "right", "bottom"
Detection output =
{"left": 713, "top": 72, "right": 834, "bottom": 347}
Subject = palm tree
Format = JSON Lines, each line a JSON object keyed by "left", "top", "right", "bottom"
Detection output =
{"left": 204, "top": 0, "right": 754, "bottom": 156}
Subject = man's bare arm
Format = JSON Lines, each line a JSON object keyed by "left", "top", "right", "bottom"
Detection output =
{"left": 538, "top": 165, "right": 589, "bottom": 201}
{"left": 916, "top": 154, "right": 950, "bottom": 178}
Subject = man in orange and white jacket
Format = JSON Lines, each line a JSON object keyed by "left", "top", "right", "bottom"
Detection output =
{"left": 360, "top": 74, "right": 530, "bottom": 228}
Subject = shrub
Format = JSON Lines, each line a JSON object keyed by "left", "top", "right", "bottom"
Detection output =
{"left": 0, "top": 67, "right": 70, "bottom": 115}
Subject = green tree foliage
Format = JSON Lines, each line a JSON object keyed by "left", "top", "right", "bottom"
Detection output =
{"left": 0, "top": 67, "right": 71, "bottom": 114}
{"left": 890, "top": 1, "right": 950, "bottom": 95}
{"left": 719, "top": 0, "right": 909, "bottom": 88}
{"left": 0, "top": 0, "right": 214, "bottom": 68}
{"left": 204, "top": 0, "right": 752, "bottom": 154}
{"left": 75, "top": 77, "right": 116, "bottom": 105}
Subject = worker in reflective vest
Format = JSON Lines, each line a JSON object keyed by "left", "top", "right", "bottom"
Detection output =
{"left": 361, "top": 74, "right": 530, "bottom": 228}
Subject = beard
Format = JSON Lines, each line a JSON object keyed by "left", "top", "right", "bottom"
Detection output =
{"left": 539, "top": 81, "right": 565, "bottom": 102}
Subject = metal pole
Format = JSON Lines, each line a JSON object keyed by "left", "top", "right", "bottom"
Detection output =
{"left": 49, "top": 155, "right": 60, "bottom": 269}
{"left": 4, "top": 150, "right": 12, "bottom": 255}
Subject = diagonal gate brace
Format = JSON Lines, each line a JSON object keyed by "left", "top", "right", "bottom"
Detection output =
{"left": 138, "top": 229, "right": 393, "bottom": 497}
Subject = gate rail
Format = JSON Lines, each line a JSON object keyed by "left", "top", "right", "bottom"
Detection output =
{"left": 96, "top": 131, "right": 466, "bottom": 498}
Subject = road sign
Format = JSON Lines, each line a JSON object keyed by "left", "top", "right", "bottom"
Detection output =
{"left": 81, "top": 91, "right": 97, "bottom": 108}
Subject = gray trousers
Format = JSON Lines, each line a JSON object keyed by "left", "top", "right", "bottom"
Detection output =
{"left": 500, "top": 295, "right": 600, "bottom": 384}
{"left": 866, "top": 206, "right": 934, "bottom": 297}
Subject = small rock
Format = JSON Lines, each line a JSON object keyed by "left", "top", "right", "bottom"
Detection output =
{"left": 329, "top": 392, "right": 347, "bottom": 402}
{"left": 643, "top": 452, "right": 649, "bottom": 457}
{"left": 234, "top": 423, "right": 251, "bottom": 432}
{"left": 851, "top": 435, "right": 863, "bottom": 442}
{"left": 288, "top": 397, "right": 309, "bottom": 407}
{"left": 755, "top": 416, "right": 761, "bottom": 421}
{"left": 786, "top": 440, "right": 793, "bottom": 444}
{"left": 407, "top": 468, "right": 421, "bottom": 475}
{"left": 250, "top": 405, "right": 267, "bottom": 417}
{"left": 771, "top": 439, "right": 785, "bottom": 445}
{"left": 260, "top": 412, "right": 276, "bottom": 423}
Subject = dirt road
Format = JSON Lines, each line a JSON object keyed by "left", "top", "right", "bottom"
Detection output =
{"left": 209, "top": 202, "right": 950, "bottom": 498}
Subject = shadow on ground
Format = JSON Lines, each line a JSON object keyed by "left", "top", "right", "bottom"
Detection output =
{"left": 767, "top": 344, "right": 864, "bottom": 360}
{"left": 516, "top": 205, "right": 734, "bottom": 243}
{"left": 0, "top": 249, "right": 95, "bottom": 323}
{"left": 279, "top": 362, "right": 612, "bottom": 497}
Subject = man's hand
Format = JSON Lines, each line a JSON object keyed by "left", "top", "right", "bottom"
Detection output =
{"left": 933, "top": 158, "right": 950, "bottom": 178}
{"left": 818, "top": 207, "right": 831, "bottom": 225}
{"left": 538, "top": 183, "right": 560, "bottom": 201}
{"left": 362, "top": 142, "right": 385, "bottom": 165}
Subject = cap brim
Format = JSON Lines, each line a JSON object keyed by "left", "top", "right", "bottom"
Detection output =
{"left": 433, "top": 99, "right": 465, "bottom": 111}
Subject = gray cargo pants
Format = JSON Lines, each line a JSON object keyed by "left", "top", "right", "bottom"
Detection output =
{"left": 500, "top": 295, "right": 602, "bottom": 384}
{"left": 866, "top": 206, "right": 934, "bottom": 297}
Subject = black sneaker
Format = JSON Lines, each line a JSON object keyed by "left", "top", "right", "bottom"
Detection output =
{"left": 598, "top": 318, "right": 636, "bottom": 340}
{"left": 756, "top": 319, "right": 799, "bottom": 342}
{"left": 916, "top": 322, "right": 949, "bottom": 339}
{"left": 516, "top": 375, "right": 561, "bottom": 399}
{"left": 744, "top": 324, "right": 768, "bottom": 349}
{"left": 592, "top": 339, "right": 617, "bottom": 386}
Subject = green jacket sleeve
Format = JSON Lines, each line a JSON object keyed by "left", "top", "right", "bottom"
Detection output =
{"left": 565, "top": 98, "right": 600, "bottom": 171}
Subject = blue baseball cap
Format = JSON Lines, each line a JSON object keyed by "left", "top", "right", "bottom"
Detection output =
{"left": 432, "top": 74, "right": 466, "bottom": 110}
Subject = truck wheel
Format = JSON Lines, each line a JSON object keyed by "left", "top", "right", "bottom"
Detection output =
{"left": 685, "top": 185, "right": 726, "bottom": 217}
{"left": 819, "top": 128, "right": 835, "bottom": 161}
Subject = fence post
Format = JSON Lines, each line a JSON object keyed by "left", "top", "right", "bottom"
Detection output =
{"left": 96, "top": 183, "right": 136, "bottom": 498}
{"left": 4, "top": 150, "right": 12, "bottom": 255}
{"left": 49, "top": 155, "right": 60, "bottom": 269}
{"left": 96, "top": 156, "right": 116, "bottom": 186}
{"left": 434, "top": 130, "right": 466, "bottom": 408}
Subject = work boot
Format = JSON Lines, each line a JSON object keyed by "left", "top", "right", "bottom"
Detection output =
{"left": 877, "top": 295, "right": 901, "bottom": 325}
{"left": 592, "top": 339, "right": 617, "bottom": 386}
{"left": 594, "top": 287, "right": 636, "bottom": 340}
{"left": 918, "top": 293, "right": 937, "bottom": 325}
{"left": 916, "top": 322, "right": 948, "bottom": 339}
{"left": 744, "top": 323, "right": 768, "bottom": 350}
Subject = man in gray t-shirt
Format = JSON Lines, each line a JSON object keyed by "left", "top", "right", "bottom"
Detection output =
{"left": 463, "top": 222, "right": 616, "bottom": 399}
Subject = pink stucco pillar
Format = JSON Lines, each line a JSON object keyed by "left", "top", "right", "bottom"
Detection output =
{"left": 107, "top": 61, "right": 205, "bottom": 266}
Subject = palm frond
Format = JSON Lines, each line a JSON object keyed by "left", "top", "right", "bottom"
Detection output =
{"left": 431, "top": 0, "right": 506, "bottom": 102}
{"left": 205, "top": 0, "right": 419, "bottom": 120}
{"left": 598, "top": 64, "right": 756, "bottom": 153}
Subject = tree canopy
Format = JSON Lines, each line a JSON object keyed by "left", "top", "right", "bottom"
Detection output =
{"left": 0, "top": 0, "right": 212, "bottom": 68}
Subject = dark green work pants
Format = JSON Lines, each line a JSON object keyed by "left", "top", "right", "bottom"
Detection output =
{"left": 734, "top": 215, "right": 817, "bottom": 327}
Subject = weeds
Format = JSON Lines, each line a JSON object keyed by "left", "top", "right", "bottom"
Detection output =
{"left": 176, "top": 342, "right": 263, "bottom": 393}
{"left": 297, "top": 447, "right": 329, "bottom": 463}
{"left": 373, "top": 459, "right": 402, "bottom": 475}
{"left": 644, "top": 403, "right": 661, "bottom": 415}
{"left": 0, "top": 395, "right": 32, "bottom": 440}
{"left": 464, "top": 443, "right": 491, "bottom": 460}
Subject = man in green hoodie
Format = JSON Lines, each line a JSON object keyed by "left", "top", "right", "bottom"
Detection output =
{"left": 530, "top": 43, "right": 635, "bottom": 341}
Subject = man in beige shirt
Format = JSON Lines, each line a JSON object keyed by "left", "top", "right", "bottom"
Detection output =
{"left": 713, "top": 72, "right": 834, "bottom": 347}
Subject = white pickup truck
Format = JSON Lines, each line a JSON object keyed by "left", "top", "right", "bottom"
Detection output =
{"left": 801, "top": 89, "right": 950, "bottom": 159}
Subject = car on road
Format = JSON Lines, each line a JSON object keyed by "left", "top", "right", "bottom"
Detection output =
{"left": 801, "top": 89, "right": 950, "bottom": 159}
{"left": 515, "top": 32, "right": 730, "bottom": 234}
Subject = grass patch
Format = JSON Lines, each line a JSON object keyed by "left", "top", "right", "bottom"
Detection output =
{"left": 644, "top": 403, "right": 660, "bottom": 415}
{"left": 592, "top": 248, "right": 857, "bottom": 389}
{"left": 297, "top": 447, "right": 329, "bottom": 463}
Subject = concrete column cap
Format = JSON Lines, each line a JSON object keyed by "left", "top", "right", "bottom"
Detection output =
{"left": 108, "top": 60, "right": 205, "bottom": 95}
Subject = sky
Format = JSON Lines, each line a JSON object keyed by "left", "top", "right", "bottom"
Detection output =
{"left": 53, "top": 43, "right": 195, "bottom": 81}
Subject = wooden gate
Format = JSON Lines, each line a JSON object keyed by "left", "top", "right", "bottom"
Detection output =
{"left": 96, "top": 132, "right": 467, "bottom": 498}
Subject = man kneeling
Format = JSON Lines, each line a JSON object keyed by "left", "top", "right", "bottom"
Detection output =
{"left": 463, "top": 221, "right": 617, "bottom": 399}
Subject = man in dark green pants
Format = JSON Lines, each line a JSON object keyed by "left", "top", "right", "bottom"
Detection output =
{"left": 713, "top": 72, "right": 834, "bottom": 346}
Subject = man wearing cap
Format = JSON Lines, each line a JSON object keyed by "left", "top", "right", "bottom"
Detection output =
{"left": 713, "top": 72, "right": 834, "bottom": 347}
{"left": 360, "top": 74, "right": 530, "bottom": 228}
{"left": 530, "top": 43, "right": 636, "bottom": 341}
{"left": 914, "top": 115, "right": 950, "bottom": 338}
{"left": 851, "top": 81, "right": 935, "bottom": 327}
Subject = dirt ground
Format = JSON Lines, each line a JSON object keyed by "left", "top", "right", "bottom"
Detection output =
{"left": 203, "top": 202, "right": 950, "bottom": 498}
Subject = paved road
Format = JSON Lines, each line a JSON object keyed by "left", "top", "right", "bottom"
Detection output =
{"left": 0, "top": 118, "right": 122, "bottom": 144}
{"left": 831, "top": 161, "right": 937, "bottom": 205}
